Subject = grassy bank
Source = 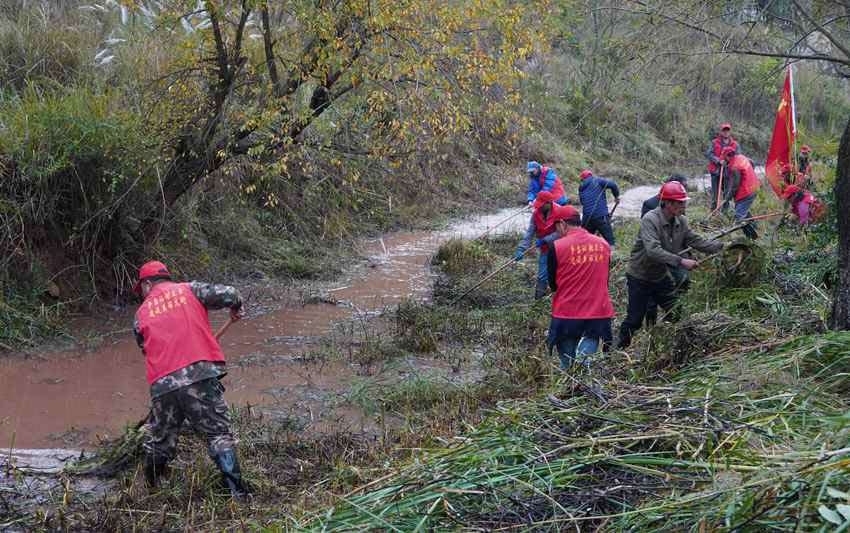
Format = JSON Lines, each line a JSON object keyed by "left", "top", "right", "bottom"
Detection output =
{"left": 5, "top": 163, "right": 840, "bottom": 531}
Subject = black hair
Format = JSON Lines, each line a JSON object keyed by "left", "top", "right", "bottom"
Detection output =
{"left": 145, "top": 275, "right": 172, "bottom": 285}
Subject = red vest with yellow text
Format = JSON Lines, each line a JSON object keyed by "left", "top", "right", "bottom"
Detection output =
{"left": 551, "top": 228, "right": 614, "bottom": 319}
{"left": 707, "top": 137, "right": 738, "bottom": 173}
{"left": 135, "top": 281, "right": 225, "bottom": 385}
{"left": 532, "top": 206, "right": 558, "bottom": 255}
{"left": 727, "top": 154, "right": 760, "bottom": 201}
{"left": 539, "top": 166, "right": 566, "bottom": 201}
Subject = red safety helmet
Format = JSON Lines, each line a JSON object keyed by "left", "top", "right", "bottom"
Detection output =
{"left": 800, "top": 145, "right": 812, "bottom": 154}
{"left": 579, "top": 169, "right": 593, "bottom": 180}
{"left": 719, "top": 122, "right": 732, "bottom": 131}
{"left": 550, "top": 204, "right": 581, "bottom": 224}
{"left": 132, "top": 260, "right": 171, "bottom": 295}
{"left": 782, "top": 184, "right": 802, "bottom": 199}
{"left": 533, "top": 190, "right": 556, "bottom": 210}
{"left": 721, "top": 146, "right": 737, "bottom": 159}
{"left": 659, "top": 181, "right": 690, "bottom": 202}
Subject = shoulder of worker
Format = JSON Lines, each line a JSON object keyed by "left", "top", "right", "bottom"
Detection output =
{"left": 189, "top": 281, "right": 243, "bottom": 308}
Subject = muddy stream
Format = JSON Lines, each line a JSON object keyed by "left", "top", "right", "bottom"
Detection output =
{"left": 0, "top": 208, "right": 539, "bottom": 455}
{"left": 1, "top": 175, "right": 721, "bottom": 466}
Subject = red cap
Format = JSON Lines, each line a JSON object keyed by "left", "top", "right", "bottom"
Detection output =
{"left": 533, "top": 190, "right": 556, "bottom": 210}
{"left": 549, "top": 204, "right": 581, "bottom": 224}
{"left": 659, "top": 181, "right": 690, "bottom": 202}
{"left": 132, "top": 260, "right": 171, "bottom": 295}
{"left": 782, "top": 184, "right": 801, "bottom": 199}
{"left": 721, "top": 146, "right": 737, "bottom": 158}
{"left": 800, "top": 145, "right": 812, "bottom": 154}
{"left": 579, "top": 169, "right": 593, "bottom": 180}
{"left": 719, "top": 123, "right": 732, "bottom": 130}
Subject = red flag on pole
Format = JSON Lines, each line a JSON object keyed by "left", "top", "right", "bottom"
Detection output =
{"left": 765, "top": 66, "right": 796, "bottom": 197}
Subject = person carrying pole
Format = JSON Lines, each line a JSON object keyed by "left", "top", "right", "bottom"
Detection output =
{"left": 705, "top": 122, "right": 739, "bottom": 205}
{"left": 132, "top": 261, "right": 250, "bottom": 498}
{"left": 546, "top": 204, "right": 614, "bottom": 370}
{"left": 721, "top": 146, "right": 760, "bottom": 239}
{"left": 526, "top": 161, "right": 569, "bottom": 207}
{"left": 577, "top": 169, "right": 619, "bottom": 247}
{"left": 514, "top": 191, "right": 562, "bottom": 299}
{"left": 616, "top": 182, "right": 724, "bottom": 349}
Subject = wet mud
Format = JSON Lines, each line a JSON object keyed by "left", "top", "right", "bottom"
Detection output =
{"left": 1, "top": 208, "right": 530, "bottom": 452}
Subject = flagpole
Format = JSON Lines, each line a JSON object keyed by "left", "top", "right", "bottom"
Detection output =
{"left": 788, "top": 65, "right": 800, "bottom": 172}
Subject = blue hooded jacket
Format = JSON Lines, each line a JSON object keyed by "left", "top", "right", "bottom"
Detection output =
{"left": 526, "top": 161, "right": 568, "bottom": 204}
{"left": 578, "top": 174, "right": 620, "bottom": 220}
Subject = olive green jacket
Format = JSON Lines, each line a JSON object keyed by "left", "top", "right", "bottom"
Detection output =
{"left": 627, "top": 207, "right": 723, "bottom": 282}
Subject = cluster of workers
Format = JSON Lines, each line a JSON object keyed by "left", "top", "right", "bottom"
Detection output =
{"left": 520, "top": 122, "right": 818, "bottom": 369}
{"left": 127, "top": 125, "right": 819, "bottom": 498}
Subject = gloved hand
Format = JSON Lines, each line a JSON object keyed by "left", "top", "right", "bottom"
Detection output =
{"left": 514, "top": 251, "right": 524, "bottom": 261}
{"left": 535, "top": 239, "right": 544, "bottom": 248}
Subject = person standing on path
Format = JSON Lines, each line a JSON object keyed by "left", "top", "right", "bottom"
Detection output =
{"left": 526, "top": 161, "right": 569, "bottom": 207}
{"left": 132, "top": 261, "right": 250, "bottom": 498}
{"left": 546, "top": 204, "right": 614, "bottom": 369}
{"left": 616, "top": 182, "right": 724, "bottom": 349}
{"left": 515, "top": 191, "right": 562, "bottom": 299}
{"left": 578, "top": 169, "right": 619, "bottom": 247}
{"left": 722, "top": 146, "right": 760, "bottom": 239}
{"left": 705, "top": 123, "right": 739, "bottom": 205}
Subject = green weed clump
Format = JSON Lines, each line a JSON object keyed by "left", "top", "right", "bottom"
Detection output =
{"left": 431, "top": 238, "right": 493, "bottom": 276}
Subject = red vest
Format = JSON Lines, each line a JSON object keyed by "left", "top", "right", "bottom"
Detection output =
{"left": 539, "top": 166, "right": 566, "bottom": 201}
{"left": 728, "top": 154, "right": 760, "bottom": 201}
{"left": 532, "top": 207, "right": 558, "bottom": 254}
{"left": 707, "top": 137, "right": 738, "bottom": 173}
{"left": 551, "top": 228, "right": 614, "bottom": 319}
{"left": 135, "top": 281, "right": 225, "bottom": 385}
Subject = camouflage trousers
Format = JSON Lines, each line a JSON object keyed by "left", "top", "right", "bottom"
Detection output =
{"left": 143, "top": 377, "right": 237, "bottom": 463}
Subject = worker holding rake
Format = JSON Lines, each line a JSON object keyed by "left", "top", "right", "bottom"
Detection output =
{"left": 132, "top": 261, "right": 249, "bottom": 498}
{"left": 721, "top": 146, "right": 760, "bottom": 239}
{"left": 616, "top": 182, "right": 724, "bottom": 349}
{"left": 515, "top": 191, "right": 564, "bottom": 299}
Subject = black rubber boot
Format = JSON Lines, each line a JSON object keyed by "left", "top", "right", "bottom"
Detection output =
{"left": 143, "top": 456, "right": 170, "bottom": 489}
{"left": 212, "top": 449, "right": 250, "bottom": 499}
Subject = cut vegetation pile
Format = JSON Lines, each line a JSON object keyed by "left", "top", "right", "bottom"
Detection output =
{"left": 300, "top": 331, "right": 850, "bottom": 531}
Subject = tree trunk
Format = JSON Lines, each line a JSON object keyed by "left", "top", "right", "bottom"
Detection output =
{"left": 830, "top": 116, "right": 850, "bottom": 329}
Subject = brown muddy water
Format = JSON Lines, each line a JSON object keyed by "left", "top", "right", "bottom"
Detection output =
{"left": 0, "top": 208, "right": 531, "bottom": 451}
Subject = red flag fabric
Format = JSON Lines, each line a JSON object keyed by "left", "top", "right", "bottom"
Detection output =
{"left": 765, "top": 67, "right": 796, "bottom": 197}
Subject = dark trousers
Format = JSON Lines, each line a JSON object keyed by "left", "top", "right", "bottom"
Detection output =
{"left": 583, "top": 215, "right": 615, "bottom": 246}
{"left": 617, "top": 274, "right": 681, "bottom": 348}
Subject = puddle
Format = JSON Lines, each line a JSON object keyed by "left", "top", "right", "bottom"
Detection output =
{"left": 0, "top": 207, "right": 530, "bottom": 452}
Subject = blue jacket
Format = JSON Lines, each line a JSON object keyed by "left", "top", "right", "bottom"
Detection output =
{"left": 527, "top": 167, "right": 568, "bottom": 204}
{"left": 578, "top": 175, "right": 619, "bottom": 220}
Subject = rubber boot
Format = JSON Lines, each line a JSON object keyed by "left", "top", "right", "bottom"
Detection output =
{"left": 534, "top": 281, "right": 548, "bottom": 300}
{"left": 212, "top": 449, "right": 250, "bottom": 499}
{"left": 143, "top": 456, "right": 170, "bottom": 490}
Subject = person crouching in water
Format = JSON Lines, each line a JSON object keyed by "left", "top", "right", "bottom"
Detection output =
{"left": 132, "top": 261, "right": 250, "bottom": 498}
{"left": 515, "top": 191, "right": 562, "bottom": 299}
{"left": 546, "top": 204, "right": 614, "bottom": 369}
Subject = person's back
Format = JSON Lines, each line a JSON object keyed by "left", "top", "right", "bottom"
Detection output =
{"left": 136, "top": 281, "right": 225, "bottom": 385}
{"left": 551, "top": 229, "right": 613, "bottom": 320}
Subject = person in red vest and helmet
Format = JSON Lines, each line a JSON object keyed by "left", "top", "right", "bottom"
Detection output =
{"left": 704, "top": 123, "right": 739, "bottom": 205}
{"left": 526, "top": 161, "right": 569, "bottom": 207}
{"left": 721, "top": 146, "right": 760, "bottom": 239}
{"left": 132, "top": 261, "right": 249, "bottom": 498}
{"left": 546, "top": 203, "right": 614, "bottom": 369}
{"left": 616, "top": 181, "right": 724, "bottom": 349}
{"left": 515, "top": 190, "right": 563, "bottom": 299}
